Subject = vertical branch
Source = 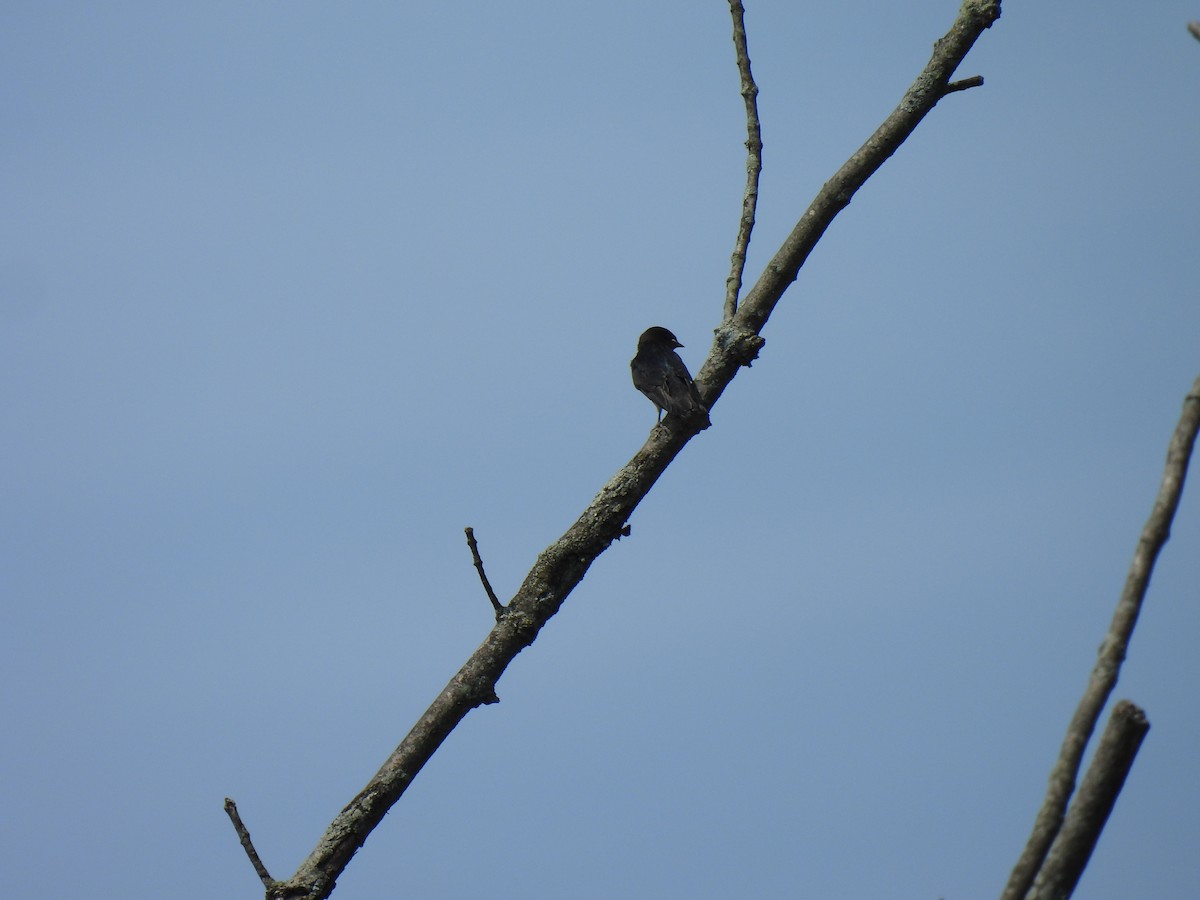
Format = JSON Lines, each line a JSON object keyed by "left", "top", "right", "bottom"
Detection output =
{"left": 465, "top": 527, "right": 505, "bottom": 619}
{"left": 1001, "top": 374, "right": 1200, "bottom": 900}
{"left": 724, "top": 0, "right": 763, "bottom": 320}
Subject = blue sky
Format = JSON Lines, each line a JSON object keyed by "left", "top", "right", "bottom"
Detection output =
{"left": 3, "top": 2, "right": 1199, "bottom": 898}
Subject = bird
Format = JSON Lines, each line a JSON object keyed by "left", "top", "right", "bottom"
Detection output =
{"left": 630, "top": 326, "right": 709, "bottom": 426}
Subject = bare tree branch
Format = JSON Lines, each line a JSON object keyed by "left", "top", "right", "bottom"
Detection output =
{"left": 724, "top": 0, "right": 763, "bottom": 320}
{"left": 239, "top": 4, "right": 1003, "bottom": 897}
{"left": 224, "top": 798, "right": 275, "bottom": 891}
{"left": 705, "top": 0, "right": 1000, "bottom": 385}
{"left": 464, "top": 526, "right": 505, "bottom": 619}
{"left": 1026, "top": 700, "right": 1151, "bottom": 900}
{"left": 1001, "top": 374, "right": 1200, "bottom": 900}
{"left": 1188, "top": 21, "right": 1200, "bottom": 42}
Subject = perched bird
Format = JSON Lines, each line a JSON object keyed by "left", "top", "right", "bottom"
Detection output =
{"left": 630, "top": 326, "right": 709, "bottom": 425}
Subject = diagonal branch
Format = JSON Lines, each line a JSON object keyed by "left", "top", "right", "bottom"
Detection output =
{"left": 724, "top": 0, "right": 763, "bottom": 320}
{"left": 1026, "top": 700, "right": 1151, "bottom": 900}
{"left": 244, "top": 4, "right": 1003, "bottom": 898}
{"left": 224, "top": 798, "right": 275, "bottom": 891}
{"left": 1001, "top": 374, "right": 1200, "bottom": 900}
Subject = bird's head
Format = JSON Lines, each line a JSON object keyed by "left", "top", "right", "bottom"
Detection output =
{"left": 638, "top": 326, "right": 683, "bottom": 350}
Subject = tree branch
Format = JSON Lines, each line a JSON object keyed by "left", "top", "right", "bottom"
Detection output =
{"left": 1026, "top": 700, "right": 1151, "bottom": 900}
{"left": 224, "top": 798, "right": 276, "bottom": 891}
{"left": 700, "top": 0, "right": 1000, "bottom": 401}
{"left": 464, "top": 526, "right": 505, "bottom": 619}
{"left": 1001, "top": 374, "right": 1200, "bottom": 900}
{"left": 249, "top": 4, "right": 1003, "bottom": 897}
{"left": 724, "top": 0, "right": 763, "bottom": 320}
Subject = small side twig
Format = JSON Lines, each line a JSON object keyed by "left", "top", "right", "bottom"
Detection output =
{"left": 1188, "top": 21, "right": 1200, "bottom": 42}
{"left": 942, "top": 74, "right": 984, "bottom": 95}
{"left": 1001, "top": 374, "right": 1200, "bottom": 900}
{"left": 224, "top": 797, "right": 275, "bottom": 890}
{"left": 724, "top": 0, "right": 763, "bottom": 321}
{"left": 464, "top": 527, "right": 505, "bottom": 619}
{"left": 1027, "top": 700, "right": 1151, "bottom": 900}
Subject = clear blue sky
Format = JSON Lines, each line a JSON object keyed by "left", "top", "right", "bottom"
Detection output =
{"left": 3, "top": 2, "right": 1198, "bottom": 898}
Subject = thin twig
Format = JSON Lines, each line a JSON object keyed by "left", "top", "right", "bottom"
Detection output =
{"left": 224, "top": 798, "right": 275, "bottom": 890}
{"left": 724, "top": 0, "right": 763, "bottom": 321}
{"left": 1001, "top": 374, "right": 1200, "bottom": 900}
{"left": 464, "top": 527, "right": 504, "bottom": 619}
{"left": 1188, "top": 21, "right": 1200, "bottom": 42}
{"left": 1027, "top": 700, "right": 1150, "bottom": 900}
